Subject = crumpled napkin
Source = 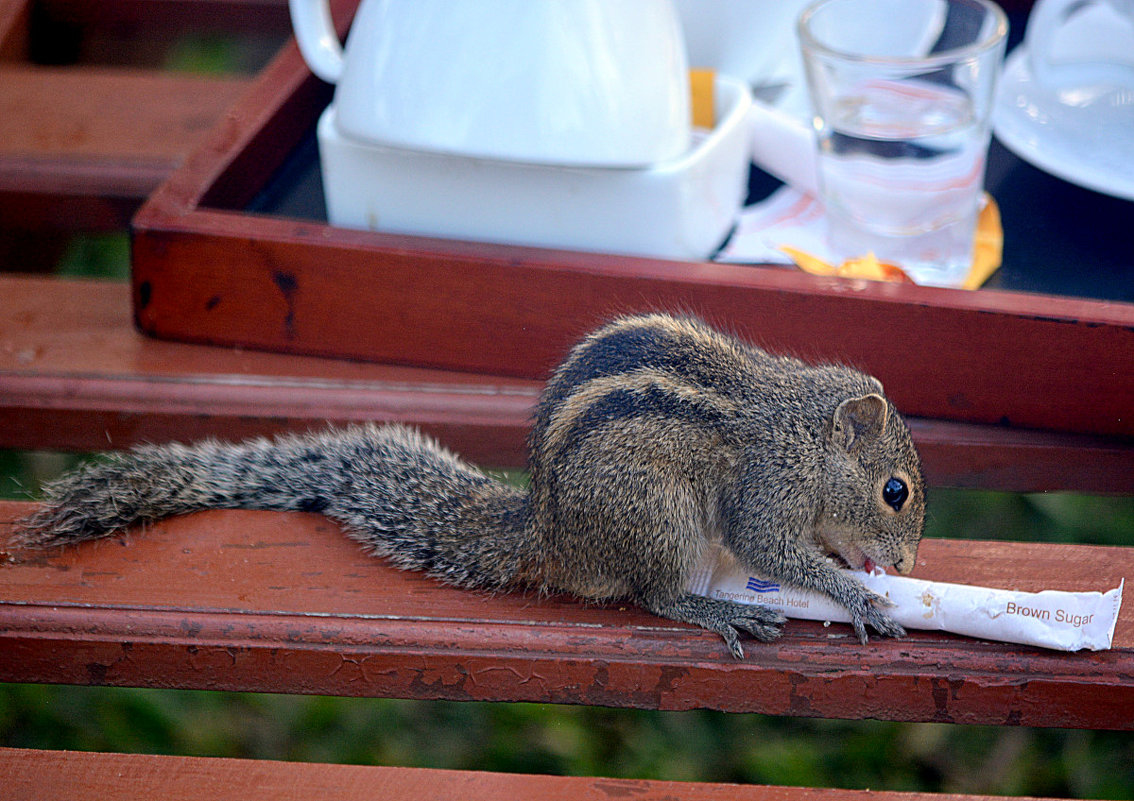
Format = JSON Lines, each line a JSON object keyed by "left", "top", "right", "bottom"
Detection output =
{"left": 716, "top": 184, "right": 1003, "bottom": 289}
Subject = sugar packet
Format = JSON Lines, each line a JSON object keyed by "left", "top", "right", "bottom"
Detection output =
{"left": 686, "top": 546, "right": 1124, "bottom": 651}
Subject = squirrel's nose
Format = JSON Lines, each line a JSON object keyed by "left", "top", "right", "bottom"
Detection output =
{"left": 894, "top": 544, "right": 918, "bottom": 575}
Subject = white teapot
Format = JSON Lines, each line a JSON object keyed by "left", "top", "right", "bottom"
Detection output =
{"left": 289, "top": 0, "right": 692, "bottom": 167}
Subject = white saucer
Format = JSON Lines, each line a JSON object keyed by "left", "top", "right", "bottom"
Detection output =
{"left": 993, "top": 45, "right": 1134, "bottom": 201}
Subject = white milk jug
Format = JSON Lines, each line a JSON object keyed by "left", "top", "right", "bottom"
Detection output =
{"left": 289, "top": 0, "right": 692, "bottom": 166}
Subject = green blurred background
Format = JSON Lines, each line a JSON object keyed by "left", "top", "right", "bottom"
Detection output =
{"left": 3, "top": 29, "right": 1132, "bottom": 801}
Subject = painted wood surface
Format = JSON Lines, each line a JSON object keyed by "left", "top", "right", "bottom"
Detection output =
{"left": 1, "top": 275, "right": 1130, "bottom": 491}
{"left": 0, "top": 747, "right": 1065, "bottom": 801}
{"left": 0, "top": 67, "right": 248, "bottom": 199}
{"left": 0, "top": 0, "right": 285, "bottom": 230}
{"left": 2, "top": 501, "right": 1131, "bottom": 728}
{"left": 132, "top": 214, "right": 1134, "bottom": 438}
{"left": 0, "top": 0, "right": 257, "bottom": 231}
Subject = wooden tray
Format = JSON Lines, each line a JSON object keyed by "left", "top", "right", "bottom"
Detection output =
{"left": 131, "top": 0, "right": 1134, "bottom": 440}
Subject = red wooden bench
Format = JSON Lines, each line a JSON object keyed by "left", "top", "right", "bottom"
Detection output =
{"left": 3, "top": 498, "right": 1132, "bottom": 728}
{"left": 2, "top": 1, "right": 1132, "bottom": 799}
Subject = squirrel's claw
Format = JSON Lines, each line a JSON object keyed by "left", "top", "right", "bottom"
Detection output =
{"left": 721, "top": 627, "right": 747, "bottom": 660}
{"left": 644, "top": 594, "right": 786, "bottom": 659}
{"left": 730, "top": 607, "right": 788, "bottom": 643}
{"left": 849, "top": 589, "right": 906, "bottom": 643}
{"left": 710, "top": 605, "right": 788, "bottom": 659}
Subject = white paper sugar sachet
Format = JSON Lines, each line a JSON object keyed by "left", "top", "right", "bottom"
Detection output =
{"left": 686, "top": 546, "right": 1124, "bottom": 652}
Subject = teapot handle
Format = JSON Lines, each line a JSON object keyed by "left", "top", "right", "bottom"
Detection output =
{"left": 289, "top": 0, "right": 344, "bottom": 83}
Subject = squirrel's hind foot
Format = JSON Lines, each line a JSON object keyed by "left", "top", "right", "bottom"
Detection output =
{"left": 645, "top": 593, "right": 786, "bottom": 659}
{"left": 848, "top": 590, "right": 906, "bottom": 644}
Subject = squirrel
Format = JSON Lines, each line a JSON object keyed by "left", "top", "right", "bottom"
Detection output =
{"left": 14, "top": 313, "right": 925, "bottom": 658}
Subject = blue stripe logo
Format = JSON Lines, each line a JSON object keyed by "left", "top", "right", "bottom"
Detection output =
{"left": 746, "top": 577, "right": 780, "bottom": 593}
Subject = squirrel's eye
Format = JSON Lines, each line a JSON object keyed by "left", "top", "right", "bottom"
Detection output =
{"left": 882, "top": 477, "right": 908, "bottom": 511}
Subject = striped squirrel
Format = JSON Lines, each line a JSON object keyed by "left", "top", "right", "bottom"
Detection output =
{"left": 15, "top": 313, "right": 925, "bottom": 657}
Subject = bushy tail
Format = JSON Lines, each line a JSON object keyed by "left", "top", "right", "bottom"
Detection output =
{"left": 15, "top": 424, "right": 534, "bottom": 592}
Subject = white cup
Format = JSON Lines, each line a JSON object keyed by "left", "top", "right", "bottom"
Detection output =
{"left": 289, "top": 0, "right": 692, "bottom": 167}
{"left": 1025, "top": 0, "right": 1134, "bottom": 95}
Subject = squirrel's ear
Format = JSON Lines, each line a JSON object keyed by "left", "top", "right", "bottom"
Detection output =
{"left": 832, "top": 393, "right": 888, "bottom": 452}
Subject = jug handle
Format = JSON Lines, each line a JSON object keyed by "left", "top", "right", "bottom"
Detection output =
{"left": 289, "top": 0, "right": 344, "bottom": 84}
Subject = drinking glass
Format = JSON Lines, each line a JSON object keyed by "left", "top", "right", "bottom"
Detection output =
{"left": 798, "top": 0, "right": 1007, "bottom": 286}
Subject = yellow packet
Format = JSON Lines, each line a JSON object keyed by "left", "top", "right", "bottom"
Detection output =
{"left": 780, "top": 196, "right": 1004, "bottom": 288}
{"left": 689, "top": 69, "right": 715, "bottom": 129}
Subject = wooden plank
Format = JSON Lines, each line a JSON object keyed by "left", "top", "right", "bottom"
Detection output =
{"left": 904, "top": 419, "right": 1133, "bottom": 493}
{"left": 0, "top": 275, "right": 534, "bottom": 465}
{"left": 0, "top": 0, "right": 29, "bottom": 61}
{"left": 0, "top": 747, "right": 1061, "bottom": 801}
{"left": 0, "top": 66, "right": 248, "bottom": 164}
{"left": 130, "top": 32, "right": 1134, "bottom": 440}
{"left": 0, "top": 66, "right": 248, "bottom": 229}
{"left": 1, "top": 275, "right": 1131, "bottom": 490}
{"left": 0, "top": 0, "right": 291, "bottom": 226}
{"left": 2, "top": 500, "right": 1131, "bottom": 729}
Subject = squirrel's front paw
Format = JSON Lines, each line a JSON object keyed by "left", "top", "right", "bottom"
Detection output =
{"left": 645, "top": 594, "right": 786, "bottom": 659}
{"left": 847, "top": 589, "right": 905, "bottom": 643}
